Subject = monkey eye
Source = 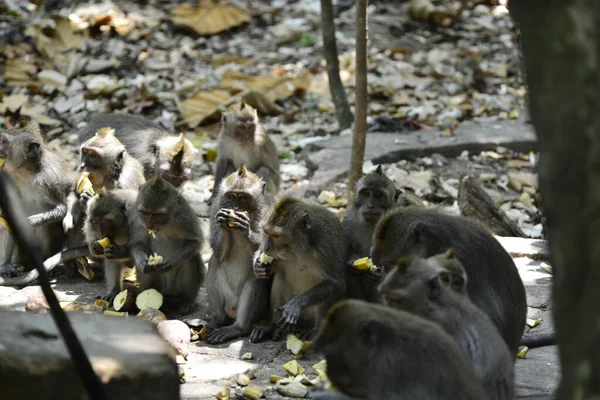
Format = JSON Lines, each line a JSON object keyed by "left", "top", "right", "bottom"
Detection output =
{"left": 239, "top": 194, "right": 249, "bottom": 201}
{"left": 227, "top": 193, "right": 237, "bottom": 200}
{"left": 374, "top": 192, "right": 383, "bottom": 199}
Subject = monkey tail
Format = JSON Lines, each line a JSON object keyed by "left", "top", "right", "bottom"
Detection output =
{"left": 0, "top": 171, "right": 106, "bottom": 400}
{"left": 520, "top": 333, "right": 556, "bottom": 348}
{"left": 0, "top": 246, "right": 91, "bottom": 287}
{"left": 516, "top": 395, "right": 554, "bottom": 399}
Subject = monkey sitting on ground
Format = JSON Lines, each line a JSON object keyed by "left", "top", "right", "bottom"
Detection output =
{"left": 0, "top": 121, "right": 73, "bottom": 278}
{"left": 311, "top": 299, "right": 488, "bottom": 400}
{"left": 204, "top": 165, "right": 272, "bottom": 344}
{"left": 77, "top": 113, "right": 196, "bottom": 188}
{"left": 370, "top": 207, "right": 527, "bottom": 356}
{"left": 84, "top": 189, "right": 138, "bottom": 303}
{"left": 342, "top": 165, "right": 400, "bottom": 302}
{"left": 63, "top": 127, "right": 145, "bottom": 241}
{"left": 250, "top": 196, "right": 346, "bottom": 342}
{"left": 129, "top": 176, "right": 205, "bottom": 315}
{"left": 378, "top": 250, "right": 515, "bottom": 400}
{"left": 209, "top": 101, "right": 280, "bottom": 203}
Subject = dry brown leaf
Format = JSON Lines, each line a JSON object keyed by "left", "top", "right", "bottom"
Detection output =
{"left": 4, "top": 59, "right": 37, "bottom": 87}
{"left": 212, "top": 54, "right": 252, "bottom": 67}
{"left": 220, "top": 70, "right": 310, "bottom": 102}
{"left": 0, "top": 94, "right": 60, "bottom": 126}
{"left": 171, "top": 2, "right": 251, "bottom": 36}
{"left": 25, "top": 18, "right": 89, "bottom": 72}
{"left": 179, "top": 89, "right": 233, "bottom": 128}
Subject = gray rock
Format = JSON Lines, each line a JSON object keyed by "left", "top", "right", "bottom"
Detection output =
{"left": 0, "top": 310, "right": 180, "bottom": 400}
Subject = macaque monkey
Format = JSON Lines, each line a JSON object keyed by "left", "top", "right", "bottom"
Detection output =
{"left": 210, "top": 101, "right": 280, "bottom": 203}
{"left": 78, "top": 113, "right": 196, "bottom": 187}
{"left": 205, "top": 165, "right": 272, "bottom": 344}
{"left": 0, "top": 121, "right": 73, "bottom": 277}
{"left": 84, "top": 189, "right": 137, "bottom": 303}
{"left": 311, "top": 299, "right": 488, "bottom": 400}
{"left": 378, "top": 251, "right": 515, "bottom": 400}
{"left": 343, "top": 165, "right": 400, "bottom": 301}
{"left": 371, "top": 207, "right": 527, "bottom": 356}
{"left": 63, "top": 127, "right": 145, "bottom": 242}
{"left": 129, "top": 176, "right": 205, "bottom": 315}
{"left": 250, "top": 196, "right": 346, "bottom": 342}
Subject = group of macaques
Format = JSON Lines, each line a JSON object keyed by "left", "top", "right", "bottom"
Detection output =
{"left": 0, "top": 101, "right": 545, "bottom": 399}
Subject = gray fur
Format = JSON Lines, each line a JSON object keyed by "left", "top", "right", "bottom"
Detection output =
{"left": 212, "top": 102, "right": 280, "bottom": 201}
{"left": 379, "top": 255, "right": 515, "bottom": 400}
{"left": 130, "top": 177, "right": 205, "bottom": 314}
{"left": 250, "top": 195, "right": 346, "bottom": 342}
{"left": 83, "top": 189, "right": 137, "bottom": 302}
{"left": 313, "top": 300, "right": 488, "bottom": 400}
{"left": 371, "top": 207, "right": 527, "bottom": 356}
{"left": 205, "top": 166, "right": 271, "bottom": 344}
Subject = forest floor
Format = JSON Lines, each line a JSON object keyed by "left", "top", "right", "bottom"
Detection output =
{"left": 0, "top": 0, "right": 556, "bottom": 398}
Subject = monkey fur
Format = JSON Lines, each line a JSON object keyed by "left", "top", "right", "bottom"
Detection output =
{"left": 205, "top": 165, "right": 272, "bottom": 344}
{"left": 0, "top": 121, "right": 73, "bottom": 277}
{"left": 312, "top": 299, "right": 488, "bottom": 400}
{"left": 342, "top": 165, "right": 400, "bottom": 302}
{"left": 210, "top": 101, "right": 280, "bottom": 203}
{"left": 250, "top": 195, "right": 346, "bottom": 342}
{"left": 77, "top": 113, "right": 196, "bottom": 187}
{"left": 378, "top": 250, "right": 515, "bottom": 400}
{"left": 371, "top": 207, "right": 527, "bottom": 356}
{"left": 129, "top": 176, "right": 205, "bottom": 315}
{"left": 84, "top": 189, "right": 137, "bottom": 303}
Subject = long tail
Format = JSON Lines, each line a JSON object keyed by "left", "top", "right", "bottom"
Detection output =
{"left": 0, "top": 246, "right": 91, "bottom": 287}
{"left": 0, "top": 171, "right": 106, "bottom": 400}
{"left": 521, "top": 333, "right": 556, "bottom": 348}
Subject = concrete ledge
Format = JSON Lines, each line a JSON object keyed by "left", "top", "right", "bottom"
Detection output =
{"left": 0, "top": 311, "right": 180, "bottom": 400}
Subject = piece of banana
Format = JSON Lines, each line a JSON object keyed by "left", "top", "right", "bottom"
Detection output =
{"left": 353, "top": 257, "right": 377, "bottom": 272}
{"left": 76, "top": 172, "right": 95, "bottom": 195}
{"left": 148, "top": 253, "right": 163, "bottom": 265}
{"left": 96, "top": 237, "right": 110, "bottom": 249}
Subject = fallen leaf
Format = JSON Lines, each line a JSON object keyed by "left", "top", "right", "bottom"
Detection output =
{"left": 179, "top": 89, "right": 233, "bottom": 128}
{"left": 171, "top": 2, "right": 251, "bottom": 36}
{"left": 219, "top": 70, "right": 310, "bottom": 103}
{"left": 0, "top": 95, "right": 60, "bottom": 126}
{"left": 4, "top": 59, "right": 37, "bottom": 87}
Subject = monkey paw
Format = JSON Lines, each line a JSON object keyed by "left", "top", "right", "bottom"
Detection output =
{"left": 253, "top": 260, "right": 272, "bottom": 279}
{"left": 205, "top": 326, "right": 244, "bottom": 345}
{"left": 79, "top": 192, "right": 94, "bottom": 207}
{"left": 103, "top": 289, "right": 120, "bottom": 304}
{"left": 0, "top": 264, "right": 17, "bottom": 278}
{"left": 105, "top": 245, "right": 126, "bottom": 259}
{"left": 249, "top": 323, "right": 276, "bottom": 343}
{"left": 275, "top": 300, "right": 302, "bottom": 332}
{"left": 178, "top": 301, "right": 196, "bottom": 315}
{"left": 152, "top": 261, "right": 175, "bottom": 273}
{"left": 90, "top": 242, "right": 104, "bottom": 256}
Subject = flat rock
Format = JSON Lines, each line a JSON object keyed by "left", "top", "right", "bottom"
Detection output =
{"left": 515, "top": 346, "right": 560, "bottom": 396}
{"left": 306, "top": 118, "right": 536, "bottom": 189}
{"left": 0, "top": 310, "right": 180, "bottom": 399}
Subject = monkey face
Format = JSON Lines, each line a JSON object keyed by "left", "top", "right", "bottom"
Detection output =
{"left": 356, "top": 187, "right": 394, "bottom": 223}
{"left": 137, "top": 208, "right": 170, "bottom": 231}
{"left": 221, "top": 190, "right": 254, "bottom": 212}
{"left": 233, "top": 122, "right": 256, "bottom": 144}
{"left": 80, "top": 147, "right": 106, "bottom": 172}
{"left": 371, "top": 213, "right": 422, "bottom": 271}
{"left": 88, "top": 194, "right": 128, "bottom": 238}
{"left": 261, "top": 225, "right": 293, "bottom": 260}
{"left": 378, "top": 261, "right": 431, "bottom": 316}
{"left": 0, "top": 132, "right": 42, "bottom": 172}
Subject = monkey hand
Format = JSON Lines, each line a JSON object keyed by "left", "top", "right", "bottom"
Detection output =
{"left": 275, "top": 299, "right": 302, "bottom": 333}
{"left": 91, "top": 242, "right": 105, "bottom": 256}
{"left": 216, "top": 209, "right": 234, "bottom": 227}
{"left": 104, "top": 245, "right": 128, "bottom": 259}
{"left": 253, "top": 259, "right": 272, "bottom": 279}
{"left": 151, "top": 260, "right": 176, "bottom": 273}
{"left": 227, "top": 210, "right": 250, "bottom": 231}
{"left": 79, "top": 191, "right": 94, "bottom": 207}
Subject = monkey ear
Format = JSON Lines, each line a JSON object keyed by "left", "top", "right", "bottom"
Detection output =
{"left": 149, "top": 144, "right": 159, "bottom": 156}
{"left": 116, "top": 150, "right": 125, "bottom": 163}
{"left": 26, "top": 142, "right": 42, "bottom": 161}
{"left": 375, "top": 165, "right": 383, "bottom": 175}
{"left": 394, "top": 188, "right": 402, "bottom": 203}
{"left": 261, "top": 181, "right": 267, "bottom": 194}
{"left": 301, "top": 212, "right": 311, "bottom": 230}
{"left": 428, "top": 275, "right": 442, "bottom": 299}
{"left": 358, "top": 319, "right": 384, "bottom": 345}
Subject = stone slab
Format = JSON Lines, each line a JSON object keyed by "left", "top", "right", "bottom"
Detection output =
{"left": 0, "top": 310, "right": 179, "bottom": 399}
{"left": 515, "top": 346, "right": 560, "bottom": 396}
{"left": 306, "top": 118, "right": 537, "bottom": 189}
{"left": 494, "top": 236, "right": 549, "bottom": 260}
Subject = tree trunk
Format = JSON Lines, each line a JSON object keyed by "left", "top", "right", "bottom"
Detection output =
{"left": 347, "top": 0, "right": 368, "bottom": 201}
{"left": 511, "top": 2, "right": 600, "bottom": 398}
{"left": 320, "top": 0, "right": 353, "bottom": 130}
